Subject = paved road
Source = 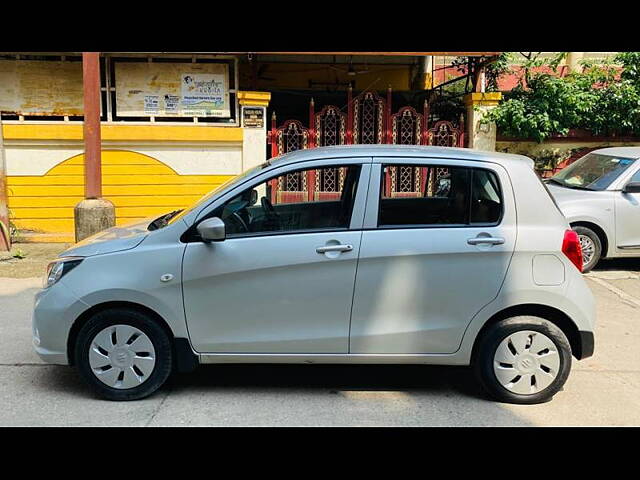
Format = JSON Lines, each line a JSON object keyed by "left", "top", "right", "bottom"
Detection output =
{"left": 1, "top": 261, "right": 639, "bottom": 426}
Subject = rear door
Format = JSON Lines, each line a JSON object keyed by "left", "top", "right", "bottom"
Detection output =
{"left": 350, "top": 158, "right": 517, "bottom": 354}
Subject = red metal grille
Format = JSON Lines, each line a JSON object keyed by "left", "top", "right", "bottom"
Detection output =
{"left": 273, "top": 119, "right": 309, "bottom": 156}
{"left": 268, "top": 89, "right": 467, "bottom": 201}
{"left": 352, "top": 91, "right": 385, "bottom": 145}
{"left": 315, "top": 105, "right": 346, "bottom": 147}
{"left": 391, "top": 107, "right": 422, "bottom": 145}
{"left": 427, "top": 120, "right": 462, "bottom": 148}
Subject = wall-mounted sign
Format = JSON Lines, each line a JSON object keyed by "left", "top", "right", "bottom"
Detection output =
{"left": 242, "top": 107, "right": 264, "bottom": 128}
{"left": 0, "top": 60, "right": 83, "bottom": 116}
{"left": 115, "top": 61, "right": 231, "bottom": 118}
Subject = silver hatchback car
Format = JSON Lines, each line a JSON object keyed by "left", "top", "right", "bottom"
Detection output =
{"left": 546, "top": 147, "right": 640, "bottom": 272}
{"left": 33, "top": 145, "right": 595, "bottom": 404}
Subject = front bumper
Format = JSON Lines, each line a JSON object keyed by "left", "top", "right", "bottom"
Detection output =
{"left": 32, "top": 280, "right": 89, "bottom": 365}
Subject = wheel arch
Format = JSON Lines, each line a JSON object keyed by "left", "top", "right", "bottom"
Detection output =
{"left": 66, "top": 301, "right": 196, "bottom": 372}
{"left": 471, "top": 303, "right": 586, "bottom": 361}
{"left": 570, "top": 221, "right": 609, "bottom": 258}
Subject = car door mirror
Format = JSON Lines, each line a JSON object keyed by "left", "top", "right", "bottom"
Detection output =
{"left": 249, "top": 189, "right": 258, "bottom": 205}
{"left": 196, "top": 217, "right": 226, "bottom": 242}
{"left": 623, "top": 181, "right": 640, "bottom": 194}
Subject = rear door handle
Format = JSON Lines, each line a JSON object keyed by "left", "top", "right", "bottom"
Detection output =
{"left": 316, "top": 244, "right": 353, "bottom": 253}
{"left": 467, "top": 237, "right": 505, "bottom": 246}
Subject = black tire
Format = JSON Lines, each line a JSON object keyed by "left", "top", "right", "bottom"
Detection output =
{"left": 572, "top": 225, "right": 602, "bottom": 273}
{"left": 74, "top": 308, "right": 173, "bottom": 401}
{"left": 473, "top": 316, "right": 572, "bottom": 404}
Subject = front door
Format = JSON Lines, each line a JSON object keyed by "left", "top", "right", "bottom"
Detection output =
{"left": 350, "top": 160, "right": 517, "bottom": 354}
{"left": 615, "top": 167, "right": 640, "bottom": 253}
{"left": 182, "top": 162, "right": 368, "bottom": 353}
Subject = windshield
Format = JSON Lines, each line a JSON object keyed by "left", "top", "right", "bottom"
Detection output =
{"left": 163, "top": 162, "right": 269, "bottom": 227}
{"left": 549, "top": 153, "right": 637, "bottom": 191}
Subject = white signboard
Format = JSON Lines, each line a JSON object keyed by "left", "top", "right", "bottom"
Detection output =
{"left": 115, "top": 61, "right": 231, "bottom": 118}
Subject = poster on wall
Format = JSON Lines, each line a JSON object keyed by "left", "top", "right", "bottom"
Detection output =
{"left": 180, "top": 73, "right": 226, "bottom": 116}
{"left": 115, "top": 61, "right": 231, "bottom": 118}
{"left": 144, "top": 95, "right": 159, "bottom": 114}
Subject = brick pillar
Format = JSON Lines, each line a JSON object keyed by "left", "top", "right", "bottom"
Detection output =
{"left": 463, "top": 92, "right": 502, "bottom": 151}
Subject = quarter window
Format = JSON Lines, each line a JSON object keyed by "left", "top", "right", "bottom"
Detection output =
{"left": 213, "top": 165, "right": 361, "bottom": 237}
{"left": 378, "top": 164, "right": 502, "bottom": 227}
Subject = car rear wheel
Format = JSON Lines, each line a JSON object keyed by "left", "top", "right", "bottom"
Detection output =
{"left": 573, "top": 225, "right": 602, "bottom": 273}
{"left": 75, "top": 308, "right": 173, "bottom": 401}
{"left": 473, "top": 316, "right": 572, "bottom": 404}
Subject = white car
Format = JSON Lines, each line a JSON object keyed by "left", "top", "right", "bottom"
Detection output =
{"left": 33, "top": 145, "right": 595, "bottom": 404}
{"left": 546, "top": 147, "right": 640, "bottom": 272}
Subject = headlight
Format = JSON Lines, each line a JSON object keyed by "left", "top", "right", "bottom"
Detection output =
{"left": 43, "top": 257, "right": 83, "bottom": 288}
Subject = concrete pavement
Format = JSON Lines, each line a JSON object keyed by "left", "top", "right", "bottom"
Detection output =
{"left": 1, "top": 261, "right": 639, "bottom": 426}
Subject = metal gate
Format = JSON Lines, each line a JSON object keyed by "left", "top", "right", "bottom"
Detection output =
{"left": 267, "top": 86, "right": 465, "bottom": 202}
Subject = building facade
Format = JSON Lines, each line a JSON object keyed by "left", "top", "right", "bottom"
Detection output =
{"left": 0, "top": 51, "right": 510, "bottom": 242}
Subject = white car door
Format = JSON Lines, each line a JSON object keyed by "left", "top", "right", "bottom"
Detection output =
{"left": 615, "top": 166, "right": 640, "bottom": 253}
{"left": 181, "top": 160, "right": 370, "bottom": 354}
{"left": 349, "top": 158, "right": 517, "bottom": 354}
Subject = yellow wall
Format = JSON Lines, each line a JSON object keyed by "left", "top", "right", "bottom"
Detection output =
{"left": 7, "top": 150, "right": 233, "bottom": 241}
{"left": 2, "top": 124, "right": 243, "bottom": 142}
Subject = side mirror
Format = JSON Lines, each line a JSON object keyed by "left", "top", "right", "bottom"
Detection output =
{"left": 196, "top": 217, "right": 226, "bottom": 242}
{"left": 250, "top": 189, "right": 258, "bottom": 206}
{"left": 623, "top": 181, "right": 640, "bottom": 194}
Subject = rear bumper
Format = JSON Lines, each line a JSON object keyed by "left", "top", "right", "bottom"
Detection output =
{"left": 577, "top": 330, "right": 595, "bottom": 360}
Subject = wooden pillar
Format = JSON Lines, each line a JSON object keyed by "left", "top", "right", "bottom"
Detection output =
{"left": 0, "top": 115, "right": 10, "bottom": 251}
{"left": 82, "top": 52, "right": 102, "bottom": 199}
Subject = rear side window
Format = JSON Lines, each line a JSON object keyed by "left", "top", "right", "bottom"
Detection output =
{"left": 470, "top": 168, "right": 502, "bottom": 224}
{"left": 378, "top": 164, "right": 502, "bottom": 227}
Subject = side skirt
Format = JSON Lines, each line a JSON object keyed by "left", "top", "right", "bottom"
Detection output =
{"left": 198, "top": 353, "right": 469, "bottom": 366}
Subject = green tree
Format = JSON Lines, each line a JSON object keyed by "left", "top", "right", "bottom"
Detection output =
{"left": 482, "top": 53, "right": 640, "bottom": 141}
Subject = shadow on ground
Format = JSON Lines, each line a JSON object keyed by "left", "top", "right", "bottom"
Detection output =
{"left": 595, "top": 257, "right": 640, "bottom": 272}
{"left": 166, "top": 363, "right": 487, "bottom": 401}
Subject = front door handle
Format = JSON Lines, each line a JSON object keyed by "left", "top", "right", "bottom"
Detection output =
{"left": 467, "top": 236, "right": 505, "bottom": 246}
{"left": 316, "top": 244, "right": 353, "bottom": 254}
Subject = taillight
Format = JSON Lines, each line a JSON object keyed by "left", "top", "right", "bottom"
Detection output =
{"left": 562, "top": 229, "right": 583, "bottom": 272}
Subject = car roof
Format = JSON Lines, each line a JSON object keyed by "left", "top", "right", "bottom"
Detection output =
{"left": 590, "top": 146, "right": 640, "bottom": 159}
{"left": 266, "top": 144, "right": 532, "bottom": 169}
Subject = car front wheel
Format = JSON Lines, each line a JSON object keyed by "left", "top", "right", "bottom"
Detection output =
{"left": 473, "top": 316, "right": 572, "bottom": 404}
{"left": 74, "top": 308, "right": 173, "bottom": 401}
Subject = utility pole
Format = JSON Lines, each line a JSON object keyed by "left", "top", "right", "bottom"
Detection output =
{"left": 0, "top": 114, "right": 10, "bottom": 251}
{"left": 73, "top": 52, "right": 115, "bottom": 242}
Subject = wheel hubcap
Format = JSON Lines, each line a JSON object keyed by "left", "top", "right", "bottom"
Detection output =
{"left": 493, "top": 330, "right": 560, "bottom": 395}
{"left": 88, "top": 325, "right": 156, "bottom": 389}
{"left": 578, "top": 234, "right": 595, "bottom": 267}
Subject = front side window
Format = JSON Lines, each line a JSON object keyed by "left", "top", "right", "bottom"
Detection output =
{"left": 213, "top": 164, "right": 361, "bottom": 237}
{"left": 378, "top": 164, "right": 502, "bottom": 227}
{"left": 549, "top": 153, "right": 637, "bottom": 191}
